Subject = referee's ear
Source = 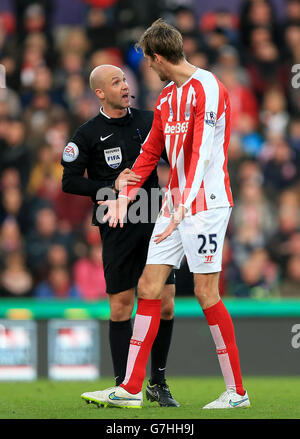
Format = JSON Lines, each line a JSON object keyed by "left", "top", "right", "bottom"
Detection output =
{"left": 94, "top": 88, "right": 105, "bottom": 100}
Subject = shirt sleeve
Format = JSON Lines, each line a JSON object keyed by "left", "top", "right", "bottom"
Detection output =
{"left": 61, "top": 128, "right": 112, "bottom": 199}
{"left": 119, "top": 106, "right": 165, "bottom": 200}
{"left": 180, "top": 79, "right": 220, "bottom": 211}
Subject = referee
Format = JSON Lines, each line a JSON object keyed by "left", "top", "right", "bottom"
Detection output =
{"left": 61, "top": 64, "right": 179, "bottom": 407}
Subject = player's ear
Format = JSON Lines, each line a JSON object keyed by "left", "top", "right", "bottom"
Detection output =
{"left": 153, "top": 53, "right": 163, "bottom": 64}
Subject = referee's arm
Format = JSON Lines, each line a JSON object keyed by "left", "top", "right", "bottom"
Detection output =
{"left": 62, "top": 167, "right": 109, "bottom": 198}
{"left": 61, "top": 129, "right": 112, "bottom": 200}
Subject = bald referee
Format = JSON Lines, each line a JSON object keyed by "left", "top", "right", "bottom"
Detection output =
{"left": 61, "top": 64, "right": 179, "bottom": 407}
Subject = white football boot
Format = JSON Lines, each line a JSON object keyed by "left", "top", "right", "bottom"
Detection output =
{"left": 203, "top": 389, "right": 250, "bottom": 409}
{"left": 81, "top": 386, "right": 143, "bottom": 408}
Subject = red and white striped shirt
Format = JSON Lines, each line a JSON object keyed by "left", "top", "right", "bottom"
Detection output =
{"left": 120, "top": 68, "right": 234, "bottom": 216}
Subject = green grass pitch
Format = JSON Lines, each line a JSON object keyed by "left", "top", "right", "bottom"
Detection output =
{"left": 0, "top": 376, "right": 299, "bottom": 419}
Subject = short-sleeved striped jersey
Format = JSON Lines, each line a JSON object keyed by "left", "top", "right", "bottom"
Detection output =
{"left": 120, "top": 68, "right": 234, "bottom": 216}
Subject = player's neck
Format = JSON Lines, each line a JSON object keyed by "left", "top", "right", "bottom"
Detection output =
{"left": 169, "top": 60, "right": 198, "bottom": 88}
{"left": 101, "top": 105, "right": 128, "bottom": 119}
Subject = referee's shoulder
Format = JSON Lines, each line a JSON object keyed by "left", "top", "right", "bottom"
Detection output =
{"left": 76, "top": 113, "right": 101, "bottom": 133}
{"left": 71, "top": 113, "right": 103, "bottom": 144}
{"left": 130, "top": 107, "right": 153, "bottom": 125}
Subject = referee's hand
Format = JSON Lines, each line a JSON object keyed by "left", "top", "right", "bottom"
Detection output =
{"left": 98, "top": 197, "right": 130, "bottom": 228}
{"left": 115, "top": 168, "right": 141, "bottom": 192}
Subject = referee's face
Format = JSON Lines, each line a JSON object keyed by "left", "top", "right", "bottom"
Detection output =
{"left": 103, "top": 71, "right": 130, "bottom": 110}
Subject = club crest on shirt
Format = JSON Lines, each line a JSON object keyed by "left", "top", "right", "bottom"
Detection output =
{"left": 63, "top": 142, "right": 79, "bottom": 162}
{"left": 104, "top": 147, "right": 122, "bottom": 168}
{"left": 205, "top": 111, "right": 217, "bottom": 127}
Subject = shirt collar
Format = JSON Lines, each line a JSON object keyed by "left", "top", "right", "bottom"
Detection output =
{"left": 100, "top": 107, "right": 131, "bottom": 119}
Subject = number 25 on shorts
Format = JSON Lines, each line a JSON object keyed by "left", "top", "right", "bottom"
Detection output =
{"left": 197, "top": 234, "right": 218, "bottom": 254}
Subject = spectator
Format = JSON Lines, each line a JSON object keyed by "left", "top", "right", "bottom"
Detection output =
{"left": 212, "top": 45, "right": 250, "bottom": 86}
{"left": 0, "top": 167, "right": 21, "bottom": 191}
{"left": 284, "top": 0, "right": 300, "bottom": 24}
{"left": 73, "top": 244, "right": 107, "bottom": 300}
{"left": 34, "top": 265, "right": 81, "bottom": 299}
{"left": 27, "top": 143, "right": 62, "bottom": 197}
{"left": 0, "top": 250, "right": 34, "bottom": 298}
{"left": 261, "top": 135, "right": 298, "bottom": 194}
{"left": 217, "top": 67, "right": 260, "bottom": 155}
{"left": 232, "top": 162, "right": 275, "bottom": 238}
{"left": 0, "top": 218, "right": 23, "bottom": 262}
{"left": 187, "top": 50, "right": 209, "bottom": 70}
{"left": 0, "top": 87, "right": 22, "bottom": 119}
{"left": 280, "top": 254, "right": 300, "bottom": 297}
{"left": 0, "top": 119, "right": 32, "bottom": 188}
{"left": 245, "top": 28, "right": 289, "bottom": 100}
{"left": 25, "top": 206, "right": 73, "bottom": 280}
{"left": 231, "top": 248, "right": 278, "bottom": 298}
{"left": 138, "top": 57, "right": 166, "bottom": 110}
{"left": 287, "top": 118, "right": 300, "bottom": 173}
{"left": 239, "top": 0, "right": 278, "bottom": 49}
{"left": 0, "top": 186, "right": 31, "bottom": 234}
{"left": 260, "top": 87, "right": 290, "bottom": 136}
{"left": 199, "top": 8, "right": 240, "bottom": 48}
{"left": 47, "top": 243, "right": 70, "bottom": 268}
{"left": 23, "top": 91, "right": 68, "bottom": 149}
{"left": 53, "top": 51, "right": 85, "bottom": 89}
{"left": 267, "top": 204, "right": 300, "bottom": 278}
{"left": 85, "top": 6, "right": 117, "bottom": 51}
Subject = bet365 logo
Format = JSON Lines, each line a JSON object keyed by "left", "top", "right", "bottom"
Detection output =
{"left": 291, "top": 324, "right": 300, "bottom": 348}
{"left": 164, "top": 121, "right": 189, "bottom": 135}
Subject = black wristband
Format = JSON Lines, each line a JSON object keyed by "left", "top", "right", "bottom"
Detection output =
{"left": 112, "top": 181, "right": 119, "bottom": 194}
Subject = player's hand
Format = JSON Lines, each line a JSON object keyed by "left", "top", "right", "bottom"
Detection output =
{"left": 98, "top": 196, "right": 130, "bottom": 228}
{"left": 114, "top": 168, "right": 141, "bottom": 191}
{"left": 154, "top": 205, "right": 186, "bottom": 244}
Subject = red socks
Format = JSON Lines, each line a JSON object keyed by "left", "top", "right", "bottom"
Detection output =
{"left": 120, "top": 297, "right": 244, "bottom": 397}
{"left": 203, "top": 299, "right": 245, "bottom": 396}
{"left": 121, "top": 298, "right": 161, "bottom": 394}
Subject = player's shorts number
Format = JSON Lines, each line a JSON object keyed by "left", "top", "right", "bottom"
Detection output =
{"left": 197, "top": 234, "right": 217, "bottom": 254}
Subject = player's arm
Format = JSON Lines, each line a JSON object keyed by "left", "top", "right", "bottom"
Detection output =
{"left": 140, "top": 109, "right": 169, "bottom": 165}
{"left": 179, "top": 81, "right": 219, "bottom": 211}
{"left": 119, "top": 107, "right": 165, "bottom": 201}
{"left": 100, "top": 108, "right": 165, "bottom": 228}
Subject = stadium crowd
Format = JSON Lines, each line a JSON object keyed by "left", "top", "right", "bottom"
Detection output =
{"left": 0, "top": 0, "right": 299, "bottom": 300}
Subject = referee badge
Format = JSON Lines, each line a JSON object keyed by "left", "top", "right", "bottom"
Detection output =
{"left": 62, "top": 142, "right": 79, "bottom": 162}
{"left": 104, "top": 147, "right": 122, "bottom": 169}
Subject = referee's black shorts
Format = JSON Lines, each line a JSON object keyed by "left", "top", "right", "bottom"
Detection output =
{"left": 99, "top": 220, "right": 175, "bottom": 294}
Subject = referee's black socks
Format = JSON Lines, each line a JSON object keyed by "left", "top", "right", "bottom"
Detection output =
{"left": 109, "top": 319, "right": 132, "bottom": 386}
{"left": 150, "top": 318, "right": 174, "bottom": 386}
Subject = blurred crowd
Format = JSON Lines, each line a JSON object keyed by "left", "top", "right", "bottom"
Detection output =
{"left": 0, "top": 0, "right": 299, "bottom": 300}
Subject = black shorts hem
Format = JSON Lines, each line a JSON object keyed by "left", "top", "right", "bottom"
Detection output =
{"left": 106, "top": 283, "right": 137, "bottom": 295}
{"left": 105, "top": 270, "right": 175, "bottom": 295}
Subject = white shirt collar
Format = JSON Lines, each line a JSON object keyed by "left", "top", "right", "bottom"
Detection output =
{"left": 100, "top": 107, "right": 131, "bottom": 119}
